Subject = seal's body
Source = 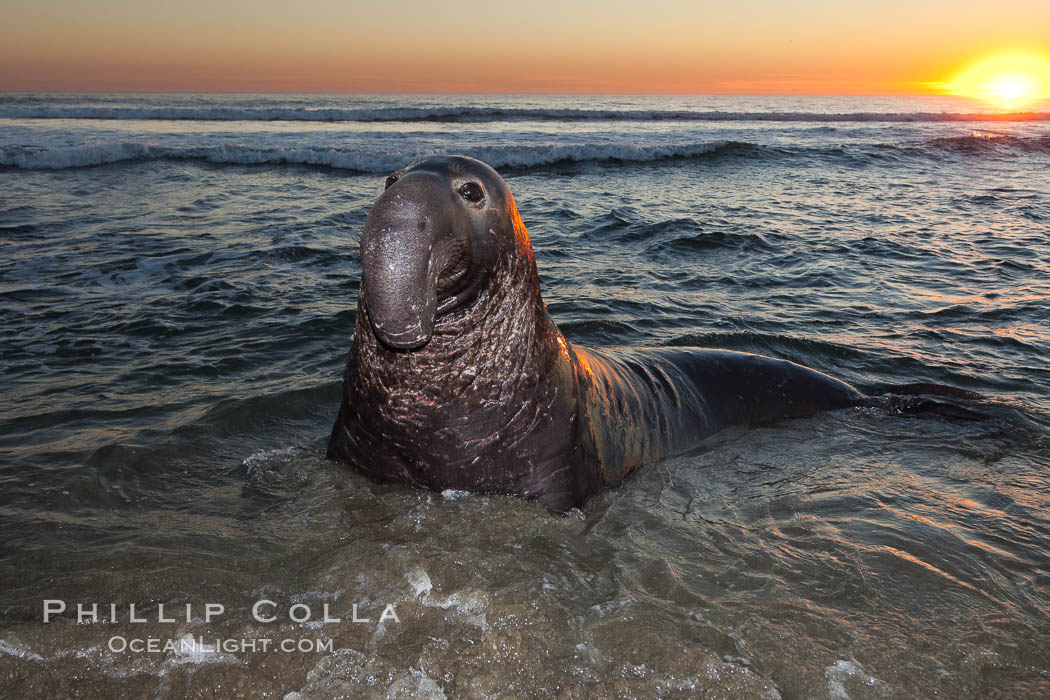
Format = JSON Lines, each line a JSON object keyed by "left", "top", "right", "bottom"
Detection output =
{"left": 328, "top": 155, "right": 861, "bottom": 511}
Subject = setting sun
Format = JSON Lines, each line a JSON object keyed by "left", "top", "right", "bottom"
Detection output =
{"left": 945, "top": 52, "right": 1050, "bottom": 108}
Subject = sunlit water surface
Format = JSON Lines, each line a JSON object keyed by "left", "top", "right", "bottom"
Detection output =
{"left": 1, "top": 94, "right": 1049, "bottom": 698}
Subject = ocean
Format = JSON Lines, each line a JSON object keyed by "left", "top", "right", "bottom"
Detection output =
{"left": 1, "top": 93, "right": 1048, "bottom": 697}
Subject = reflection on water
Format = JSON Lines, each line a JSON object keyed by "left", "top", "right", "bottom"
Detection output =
{"left": 1, "top": 94, "right": 1049, "bottom": 696}
{"left": 2, "top": 409, "right": 1046, "bottom": 697}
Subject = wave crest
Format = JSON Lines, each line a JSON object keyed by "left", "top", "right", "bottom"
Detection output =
{"left": 4, "top": 133, "right": 1048, "bottom": 172}
{"left": 0, "top": 141, "right": 744, "bottom": 171}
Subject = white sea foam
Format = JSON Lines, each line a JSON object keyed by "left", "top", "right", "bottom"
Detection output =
{"left": 405, "top": 568, "right": 433, "bottom": 600}
{"left": 825, "top": 659, "right": 891, "bottom": 699}
{"left": 0, "top": 639, "right": 44, "bottom": 661}
{"left": 385, "top": 667, "right": 447, "bottom": 699}
{"left": 241, "top": 446, "right": 302, "bottom": 470}
{"left": 1, "top": 142, "right": 155, "bottom": 169}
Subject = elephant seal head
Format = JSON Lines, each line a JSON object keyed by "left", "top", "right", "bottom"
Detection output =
{"left": 359, "top": 155, "right": 528, "bottom": 350}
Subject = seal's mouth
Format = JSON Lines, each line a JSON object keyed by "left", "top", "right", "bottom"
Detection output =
{"left": 436, "top": 237, "right": 471, "bottom": 297}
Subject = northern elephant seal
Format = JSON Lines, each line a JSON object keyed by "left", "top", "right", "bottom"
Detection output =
{"left": 327, "top": 155, "right": 899, "bottom": 511}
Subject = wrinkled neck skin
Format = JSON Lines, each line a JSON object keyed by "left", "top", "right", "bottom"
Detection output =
{"left": 329, "top": 205, "right": 601, "bottom": 512}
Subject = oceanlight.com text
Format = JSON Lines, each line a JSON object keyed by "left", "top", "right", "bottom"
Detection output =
{"left": 108, "top": 636, "right": 336, "bottom": 654}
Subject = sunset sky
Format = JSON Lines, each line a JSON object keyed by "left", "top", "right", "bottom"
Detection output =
{"left": 2, "top": 0, "right": 1050, "bottom": 94}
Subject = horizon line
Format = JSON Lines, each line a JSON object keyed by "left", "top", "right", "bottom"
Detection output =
{"left": 0, "top": 88, "right": 971, "bottom": 97}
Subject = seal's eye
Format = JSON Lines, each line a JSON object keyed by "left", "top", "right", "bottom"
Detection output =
{"left": 384, "top": 174, "right": 399, "bottom": 189}
{"left": 458, "top": 181, "right": 484, "bottom": 203}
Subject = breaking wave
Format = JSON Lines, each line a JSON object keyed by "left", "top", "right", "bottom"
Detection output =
{"left": 0, "top": 141, "right": 745, "bottom": 171}
{"left": 3, "top": 133, "right": 1048, "bottom": 172}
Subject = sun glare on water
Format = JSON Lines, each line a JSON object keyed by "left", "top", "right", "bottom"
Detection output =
{"left": 945, "top": 53, "right": 1050, "bottom": 109}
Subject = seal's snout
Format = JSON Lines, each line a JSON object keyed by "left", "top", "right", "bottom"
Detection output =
{"left": 360, "top": 170, "right": 457, "bottom": 351}
{"left": 370, "top": 320, "right": 431, "bottom": 350}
